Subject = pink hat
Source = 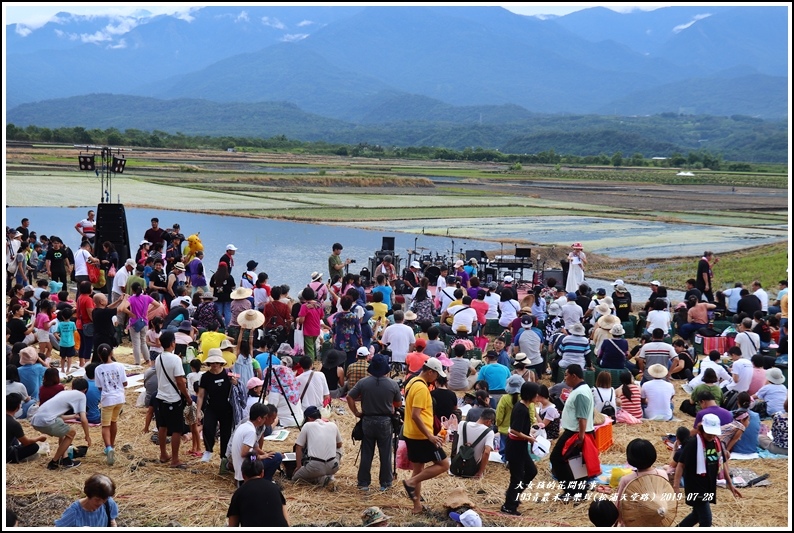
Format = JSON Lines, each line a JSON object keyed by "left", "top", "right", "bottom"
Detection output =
{"left": 571, "top": 242, "right": 583, "bottom": 250}
{"left": 19, "top": 346, "right": 39, "bottom": 365}
{"left": 436, "top": 355, "right": 453, "bottom": 367}
{"left": 246, "top": 377, "right": 264, "bottom": 390}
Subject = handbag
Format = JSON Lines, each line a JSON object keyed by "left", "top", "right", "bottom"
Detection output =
{"left": 108, "top": 264, "right": 117, "bottom": 277}
{"left": 132, "top": 317, "right": 147, "bottom": 333}
{"left": 87, "top": 261, "right": 101, "bottom": 284}
{"left": 294, "top": 326, "right": 305, "bottom": 352}
{"left": 82, "top": 322, "right": 95, "bottom": 337}
{"left": 352, "top": 418, "right": 365, "bottom": 441}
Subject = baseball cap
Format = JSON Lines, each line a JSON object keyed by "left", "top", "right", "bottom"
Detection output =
{"left": 503, "top": 275, "right": 514, "bottom": 283}
{"left": 226, "top": 244, "right": 238, "bottom": 251}
{"left": 701, "top": 413, "right": 721, "bottom": 435}
{"left": 246, "top": 377, "right": 264, "bottom": 390}
{"left": 410, "top": 261, "right": 421, "bottom": 269}
{"left": 246, "top": 260, "right": 258, "bottom": 270}
{"left": 450, "top": 510, "right": 482, "bottom": 527}
{"left": 179, "top": 296, "right": 191, "bottom": 306}
{"left": 423, "top": 357, "right": 446, "bottom": 378}
{"left": 303, "top": 406, "right": 322, "bottom": 420}
{"left": 356, "top": 346, "right": 370, "bottom": 358}
{"left": 487, "top": 281, "right": 498, "bottom": 290}
{"left": 139, "top": 240, "right": 151, "bottom": 246}
{"left": 650, "top": 280, "right": 661, "bottom": 286}
{"left": 454, "top": 259, "right": 464, "bottom": 268}
{"left": 596, "top": 288, "right": 606, "bottom": 296}
{"left": 521, "top": 314, "right": 534, "bottom": 328}
{"left": 566, "top": 292, "right": 577, "bottom": 300}
{"left": 415, "top": 338, "right": 427, "bottom": 349}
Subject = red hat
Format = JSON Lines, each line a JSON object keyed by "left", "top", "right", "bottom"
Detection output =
{"left": 415, "top": 338, "right": 427, "bottom": 349}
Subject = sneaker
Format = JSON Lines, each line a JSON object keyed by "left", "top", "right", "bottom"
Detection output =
{"left": 106, "top": 448, "right": 115, "bottom": 466}
{"left": 59, "top": 458, "right": 81, "bottom": 469}
{"left": 201, "top": 451, "right": 213, "bottom": 462}
{"left": 358, "top": 485, "right": 370, "bottom": 492}
{"left": 219, "top": 458, "right": 231, "bottom": 475}
{"left": 500, "top": 505, "right": 521, "bottom": 516}
{"left": 47, "top": 460, "right": 60, "bottom": 470}
{"left": 379, "top": 485, "right": 391, "bottom": 492}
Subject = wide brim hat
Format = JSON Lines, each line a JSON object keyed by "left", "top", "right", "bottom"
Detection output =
{"left": 19, "top": 346, "right": 40, "bottom": 365}
{"left": 647, "top": 364, "right": 668, "bottom": 379}
{"left": 219, "top": 339, "right": 234, "bottom": 350}
{"left": 361, "top": 507, "right": 390, "bottom": 527}
{"left": 765, "top": 367, "right": 785, "bottom": 385}
{"left": 505, "top": 374, "right": 524, "bottom": 394}
{"left": 547, "top": 302, "right": 562, "bottom": 316}
{"left": 404, "top": 310, "right": 418, "bottom": 321}
{"left": 436, "top": 354, "right": 453, "bottom": 367}
{"left": 598, "top": 314, "right": 621, "bottom": 330}
{"left": 615, "top": 284, "right": 628, "bottom": 293}
{"left": 238, "top": 309, "right": 265, "bottom": 329}
{"left": 513, "top": 352, "right": 528, "bottom": 364}
{"left": 571, "top": 242, "right": 583, "bottom": 249}
{"left": 368, "top": 354, "right": 390, "bottom": 377}
{"left": 311, "top": 271, "right": 323, "bottom": 281}
{"left": 595, "top": 303, "right": 611, "bottom": 316}
{"left": 567, "top": 323, "right": 586, "bottom": 336}
{"left": 611, "top": 324, "right": 626, "bottom": 336}
{"left": 199, "top": 290, "right": 217, "bottom": 301}
{"left": 619, "top": 475, "right": 678, "bottom": 527}
{"left": 204, "top": 350, "right": 226, "bottom": 365}
{"left": 178, "top": 320, "right": 193, "bottom": 332}
{"left": 593, "top": 410, "right": 607, "bottom": 426}
{"left": 230, "top": 287, "right": 253, "bottom": 300}
{"left": 173, "top": 262, "right": 186, "bottom": 271}
{"left": 322, "top": 349, "right": 347, "bottom": 369}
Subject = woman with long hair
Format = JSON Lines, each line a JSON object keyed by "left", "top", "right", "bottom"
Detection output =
{"left": 211, "top": 262, "right": 236, "bottom": 327}
{"left": 411, "top": 287, "right": 435, "bottom": 324}
{"left": 615, "top": 370, "right": 643, "bottom": 419}
{"left": 124, "top": 282, "right": 160, "bottom": 365}
{"left": 99, "top": 241, "right": 119, "bottom": 294}
{"left": 498, "top": 287, "right": 520, "bottom": 328}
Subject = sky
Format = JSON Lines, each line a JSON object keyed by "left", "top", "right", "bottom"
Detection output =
{"left": 3, "top": 2, "right": 667, "bottom": 29}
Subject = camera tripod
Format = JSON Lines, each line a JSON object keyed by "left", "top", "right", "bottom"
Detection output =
{"left": 258, "top": 330, "right": 302, "bottom": 430}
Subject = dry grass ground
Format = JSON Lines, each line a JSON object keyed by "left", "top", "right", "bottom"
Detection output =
{"left": 5, "top": 340, "right": 789, "bottom": 528}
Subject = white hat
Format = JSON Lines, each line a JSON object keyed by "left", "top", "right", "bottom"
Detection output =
{"left": 701, "top": 413, "right": 722, "bottom": 435}
{"left": 139, "top": 240, "right": 151, "bottom": 246}
{"left": 567, "top": 323, "right": 586, "bottom": 336}
{"left": 613, "top": 279, "right": 624, "bottom": 286}
{"left": 356, "top": 346, "right": 370, "bottom": 358}
{"left": 454, "top": 259, "right": 464, "bottom": 268}
{"left": 230, "top": 287, "right": 253, "bottom": 300}
{"left": 219, "top": 339, "right": 234, "bottom": 350}
{"left": 311, "top": 271, "right": 323, "bottom": 281}
{"left": 204, "top": 349, "right": 226, "bottom": 365}
{"left": 404, "top": 310, "right": 418, "bottom": 321}
{"left": 647, "top": 364, "right": 668, "bottom": 379}
{"left": 449, "top": 510, "right": 482, "bottom": 527}
{"left": 410, "top": 261, "right": 421, "bottom": 269}
{"left": 504, "top": 275, "right": 514, "bottom": 283}
{"left": 423, "top": 357, "right": 446, "bottom": 378}
{"left": 124, "top": 258, "right": 137, "bottom": 268}
{"left": 226, "top": 244, "right": 238, "bottom": 251}
{"left": 178, "top": 296, "right": 191, "bottom": 306}
{"left": 650, "top": 280, "right": 661, "bottom": 286}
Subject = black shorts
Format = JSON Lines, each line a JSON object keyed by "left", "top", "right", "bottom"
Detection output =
{"left": 156, "top": 399, "right": 185, "bottom": 436}
{"left": 404, "top": 437, "right": 447, "bottom": 465}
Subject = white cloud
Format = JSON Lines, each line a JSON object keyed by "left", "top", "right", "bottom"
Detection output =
{"left": 236, "top": 11, "right": 249, "bottom": 23}
{"left": 261, "top": 16, "right": 286, "bottom": 30}
{"left": 107, "top": 38, "right": 127, "bottom": 49}
{"left": 281, "top": 33, "right": 309, "bottom": 42}
{"left": 105, "top": 17, "right": 139, "bottom": 35}
{"left": 297, "top": 20, "right": 314, "bottom": 27}
{"left": 80, "top": 30, "right": 113, "bottom": 44}
{"left": 15, "top": 25, "right": 32, "bottom": 37}
{"left": 672, "top": 13, "right": 711, "bottom": 33}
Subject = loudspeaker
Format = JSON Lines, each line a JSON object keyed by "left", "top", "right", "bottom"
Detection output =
{"left": 465, "top": 249, "right": 487, "bottom": 262}
{"left": 95, "top": 203, "right": 131, "bottom": 264}
{"left": 515, "top": 247, "right": 532, "bottom": 258}
{"left": 560, "top": 259, "right": 569, "bottom": 286}
{"left": 543, "top": 269, "right": 564, "bottom": 285}
{"left": 381, "top": 236, "right": 395, "bottom": 252}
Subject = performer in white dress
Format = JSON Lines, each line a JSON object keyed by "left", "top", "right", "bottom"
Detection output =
{"left": 565, "top": 242, "right": 587, "bottom": 293}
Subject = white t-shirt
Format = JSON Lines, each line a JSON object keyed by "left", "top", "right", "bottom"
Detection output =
{"left": 560, "top": 301, "right": 583, "bottom": 329}
{"left": 229, "top": 420, "right": 258, "bottom": 482}
{"left": 30, "top": 390, "right": 87, "bottom": 427}
{"left": 155, "top": 351, "right": 186, "bottom": 403}
{"left": 754, "top": 289, "right": 769, "bottom": 312}
{"left": 591, "top": 386, "right": 615, "bottom": 413}
{"left": 296, "top": 370, "right": 330, "bottom": 410}
{"left": 455, "top": 421, "right": 495, "bottom": 464}
{"left": 380, "top": 323, "right": 416, "bottom": 363}
{"left": 641, "top": 379, "right": 674, "bottom": 420}
{"left": 734, "top": 330, "right": 761, "bottom": 360}
{"left": 498, "top": 300, "right": 520, "bottom": 327}
{"left": 76, "top": 218, "right": 96, "bottom": 238}
{"left": 94, "top": 362, "right": 128, "bottom": 407}
{"left": 112, "top": 267, "right": 131, "bottom": 295}
{"left": 73, "top": 248, "right": 92, "bottom": 277}
{"left": 726, "top": 358, "right": 753, "bottom": 392}
{"left": 295, "top": 419, "right": 342, "bottom": 462}
{"left": 484, "top": 293, "right": 500, "bottom": 320}
{"left": 645, "top": 310, "right": 671, "bottom": 333}
{"left": 437, "top": 287, "right": 457, "bottom": 314}
{"left": 187, "top": 371, "right": 204, "bottom": 396}
{"left": 446, "top": 305, "right": 478, "bottom": 334}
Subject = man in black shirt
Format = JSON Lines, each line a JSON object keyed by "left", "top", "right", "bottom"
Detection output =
{"left": 16, "top": 218, "right": 30, "bottom": 241}
{"left": 6, "top": 393, "right": 47, "bottom": 463}
{"left": 143, "top": 218, "right": 167, "bottom": 248}
{"left": 696, "top": 252, "right": 717, "bottom": 302}
{"left": 684, "top": 278, "right": 703, "bottom": 302}
{"left": 45, "top": 237, "right": 71, "bottom": 285}
{"left": 611, "top": 284, "right": 632, "bottom": 322}
{"left": 736, "top": 289, "right": 762, "bottom": 317}
{"left": 227, "top": 456, "right": 289, "bottom": 527}
{"left": 91, "top": 292, "right": 125, "bottom": 360}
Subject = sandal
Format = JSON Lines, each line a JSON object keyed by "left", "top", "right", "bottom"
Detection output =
{"left": 403, "top": 480, "right": 417, "bottom": 501}
{"left": 168, "top": 463, "right": 188, "bottom": 469}
{"left": 411, "top": 505, "right": 430, "bottom": 515}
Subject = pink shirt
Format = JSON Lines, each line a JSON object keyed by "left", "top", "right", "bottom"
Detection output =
{"left": 470, "top": 300, "right": 489, "bottom": 324}
{"left": 298, "top": 301, "right": 324, "bottom": 337}
{"left": 128, "top": 294, "right": 154, "bottom": 321}
{"left": 35, "top": 312, "right": 53, "bottom": 330}
{"left": 748, "top": 366, "right": 767, "bottom": 396}
{"left": 687, "top": 302, "right": 710, "bottom": 324}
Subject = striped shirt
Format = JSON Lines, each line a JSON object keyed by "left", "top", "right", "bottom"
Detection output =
{"left": 638, "top": 341, "right": 678, "bottom": 370}
{"left": 558, "top": 334, "right": 591, "bottom": 368}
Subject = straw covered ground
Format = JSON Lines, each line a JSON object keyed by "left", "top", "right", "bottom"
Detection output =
{"left": 5, "top": 338, "right": 790, "bottom": 529}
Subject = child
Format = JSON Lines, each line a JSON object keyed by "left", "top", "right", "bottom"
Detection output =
{"left": 28, "top": 243, "right": 42, "bottom": 284}
{"left": 35, "top": 300, "right": 56, "bottom": 360}
{"left": 39, "top": 367, "right": 65, "bottom": 405}
{"left": 94, "top": 343, "right": 127, "bottom": 466}
{"left": 55, "top": 307, "right": 77, "bottom": 373}
{"left": 186, "top": 358, "right": 204, "bottom": 457}
{"left": 146, "top": 316, "right": 164, "bottom": 365}
{"left": 143, "top": 256, "right": 155, "bottom": 289}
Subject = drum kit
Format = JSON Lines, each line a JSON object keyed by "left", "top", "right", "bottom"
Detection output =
{"left": 406, "top": 246, "right": 452, "bottom": 285}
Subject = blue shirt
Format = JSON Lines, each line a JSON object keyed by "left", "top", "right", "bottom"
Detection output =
{"left": 18, "top": 364, "right": 46, "bottom": 401}
{"left": 371, "top": 285, "right": 394, "bottom": 311}
{"left": 255, "top": 352, "right": 281, "bottom": 371}
{"left": 86, "top": 379, "right": 102, "bottom": 424}
{"left": 732, "top": 410, "right": 761, "bottom": 455}
{"left": 143, "top": 265, "right": 153, "bottom": 288}
{"left": 55, "top": 498, "right": 118, "bottom": 527}
{"left": 477, "top": 363, "right": 511, "bottom": 392}
{"left": 57, "top": 320, "right": 76, "bottom": 348}
{"left": 496, "top": 349, "right": 511, "bottom": 368}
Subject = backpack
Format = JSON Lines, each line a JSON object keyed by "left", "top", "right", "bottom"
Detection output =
{"left": 595, "top": 388, "right": 616, "bottom": 422}
{"left": 449, "top": 422, "right": 489, "bottom": 478}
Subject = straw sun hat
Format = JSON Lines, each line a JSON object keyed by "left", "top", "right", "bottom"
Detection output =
{"left": 237, "top": 309, "right": 265, "bottom": 329}
{"left": 230, "top": 287, "right": 253, "bottom": 300}
{"left": 619, "top": 475, "right": 678, "bottom": 527}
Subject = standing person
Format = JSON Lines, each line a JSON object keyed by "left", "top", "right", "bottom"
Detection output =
{"left": 549, "top": 364, "right": 594, "bottom": 501}
{"left": 696, "top": 251, "right": 718, "bottom": 302}
{"left": 401, "top": 359, "right": 451, "bottom": 515}
{"left": 74, "top": 210, "right": 96, "bottom": 246}
{"left": 211, "top": 262, "right": 235, "bottom": 328}
{"left": 110, "top": 259, "right": 135, "bottom": 304}
{"left": 54, "top": 474, "right": 119, "bottom": 527}
{"left": 328, "top": 242, "right": 351, "bottom": 281}
{"left": 565, "top": 243, "right": 587, "bottom": 294}
{"left": 674, "top": 414, "right": 742, "bottom": 527}
{"left": 297, "top": 287, "right": 324, "bottom": 361}
{"left": 73, "top": 239, "right": 100, "bottom": 285}
{"left": 186, "top": 250, "right": 208, "bottom": 295}
{"left": 346, "top": 353, "right": 403, "bottom": 492}
{"left": 293, "top": 405, "right": 343, "bottom": 488}
{"left": 55, "top": 307, "right": 77, "bottom": 374}
{"left": 29, "top": 377, "right": 92, "bottom": 470}
{"left": 98, "top": 241, "right": 119, "bottom": 295}
{"left": 124, "top": 282, "right": 160, "bottom": 366}
{"left": 94, "top": 343, "right": 127, "bottom": 466}
{"left": 143, "top": 217, "right": 167, "bottom": 248}
{"left": 75, "top": 281, "right": 95, "bottom": 367}
{"left": 155, "top": 330, "right": 193, "bottom": 469}
{"left": 197, "top": 352, "right": 236, "bottom": 464}
{"left": 219, "top": 244, "right": 238, "bottom": 274}
{"left": 45, "top": 237, "right": 71, "bottom": 287}
{"left": 502, "top": 382, "right": 540, "bottom": 516}
{"left": 332, "top": 296, "right": 363, "bottom": 367}
{"left": 240, "top": 260, "right": 258, "bottom": 290}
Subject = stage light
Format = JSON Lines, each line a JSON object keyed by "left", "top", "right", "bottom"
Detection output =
{"left": 112, "top": 156, "right": 126, "bottom": 174}
{"left": 78, "top": 154, "right": 96, "bottom": 171}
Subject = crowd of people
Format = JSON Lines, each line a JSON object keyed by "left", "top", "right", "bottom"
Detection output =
{"left": 6, "top": 216, "right": 790, "bottom": 526}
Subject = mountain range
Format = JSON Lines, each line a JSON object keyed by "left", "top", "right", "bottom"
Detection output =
{"left": 5, "top": 5, "right": 789, "bottom": 158}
